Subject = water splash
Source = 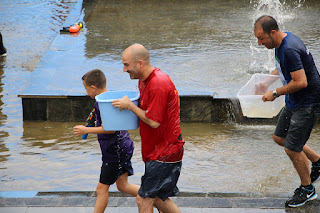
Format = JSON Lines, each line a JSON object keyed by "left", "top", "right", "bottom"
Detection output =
{"left": 248, "top": 0, "right": 305, "bottom": 74}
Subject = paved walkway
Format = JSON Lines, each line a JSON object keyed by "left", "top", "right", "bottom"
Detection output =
{"left": 1, "top": 191, "right": 320, "bottom": 212}
{"left": 0, "top": 206, "right": 286, "bottom": 213}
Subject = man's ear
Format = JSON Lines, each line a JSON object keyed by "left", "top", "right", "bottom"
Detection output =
{"left": 270, "top": 30, "right": 277, "bottom": 38}
{"left": 91, "top": 85, "right": 98, "bottom": 91}
{"left": 138, "top": 59, "right": 144, "bottom": 69}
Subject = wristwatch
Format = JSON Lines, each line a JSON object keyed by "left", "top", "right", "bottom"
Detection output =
{"left": 273, "top": 90, "right": 280, "bottom": 98}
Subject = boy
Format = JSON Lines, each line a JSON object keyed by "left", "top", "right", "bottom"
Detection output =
{"left": 73, "top": 69, "right": 139, "bottom": 213}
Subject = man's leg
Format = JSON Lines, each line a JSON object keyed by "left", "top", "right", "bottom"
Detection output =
{"left": 136, "top": 195, "right": 180, "bottom": 213}
{"left": 273, "top": 135, "right": 320, "bottom": 163}
{"left": 136, "top": 195, "right": 155, "bottom": 213}
{"left": 285, "top": 148, "right": 311, "bottom": 185}
{"left": 285, "top": 147, "right": 318, "bottom": 208}
{"left": 154, "top": 197, "right": 181, "bottom": 213}
{"left": 137, "top": 160, "right": 182, "bottom": 213}
{"left": 303, "top": 145, "right": 320, "bottom": 163}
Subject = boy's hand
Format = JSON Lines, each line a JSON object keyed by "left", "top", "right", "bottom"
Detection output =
{"left": 73, "top": 125, "right": 87, "bottom": 136}
{"left": 112, "top": 96, "right": 132, "bottom": 111}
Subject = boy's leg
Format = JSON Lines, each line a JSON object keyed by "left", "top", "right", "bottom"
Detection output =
{"left": 116, "top": 154, "right": 140, "bottom": 196}
{"left": 116, "top": 172, "right": 139, "bottom": 196}
{"left": 94, "top": 182, "right": 110, "bottom": 213}
{"left": 95, "top": 160, "right": 123, "bottom": 213}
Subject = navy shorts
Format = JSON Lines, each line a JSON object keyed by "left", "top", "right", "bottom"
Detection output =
{"left": 99, "top": 154, "right": 134, "bottom": 185}
{"left": 138, "top": 160, "right": 182, "bottom": 201}
{"left": 274, "top": 106, "right": 318, "bottom": 152}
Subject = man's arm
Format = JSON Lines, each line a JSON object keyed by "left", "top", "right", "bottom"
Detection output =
{"left": 276, "top": 69, "right": 307, "bottom": 95}
{"left": 262, "top": 69, "right": 307, "bottom": 102}
{"left": 112, "top": 96, "right": 160, "bottom": 128}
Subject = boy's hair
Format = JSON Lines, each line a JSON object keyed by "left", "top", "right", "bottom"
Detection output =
{"left": 82, "top": 69, "right": 106, "bottom": 89}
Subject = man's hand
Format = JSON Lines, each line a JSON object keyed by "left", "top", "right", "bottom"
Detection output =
{"left": 73, "top": 125, "right": 87, "bottom": 136}
{"left": 262, "top": 90, "right": 276, "bottom": 102}
{"left": 112, "top": 96, "right": 132, "bottom": 111}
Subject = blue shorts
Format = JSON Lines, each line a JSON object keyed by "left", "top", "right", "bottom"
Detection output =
{"left": 274, "top": 106, "right": 318, "bottom": 152}
{"left": 99, "top": 154, "right": 134, "bottom": 185}
{"left": 138, "top": 160, "right": 182, "bottom": 201}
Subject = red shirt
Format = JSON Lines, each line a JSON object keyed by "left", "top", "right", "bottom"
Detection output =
{"left": 139, "top": 68, "right": 184, "bottom": 162}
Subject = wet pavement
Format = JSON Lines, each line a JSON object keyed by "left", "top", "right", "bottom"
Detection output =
{"left": 1, "top": 190, "right": 320, "bottom": 212}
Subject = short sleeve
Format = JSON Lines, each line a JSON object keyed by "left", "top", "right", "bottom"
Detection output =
{"left": 145, "top": 88, "right": 167, "bottom": 124}
{"left": 284, "top": 48, "right": 304, "bottom": 72}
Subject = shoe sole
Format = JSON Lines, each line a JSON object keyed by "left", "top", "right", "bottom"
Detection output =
{"left": 287, "top": 193, "right": 318, "bottom": 208}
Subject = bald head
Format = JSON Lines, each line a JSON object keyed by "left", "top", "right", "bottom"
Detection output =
{"left": 123, "top": 43, "right": 150, "bottom": 65}
{"left": 122, "top": 44, "right": 154, "bottom": 81}
{"left": 254, "top": 15, "right": 279, "bottom": 34}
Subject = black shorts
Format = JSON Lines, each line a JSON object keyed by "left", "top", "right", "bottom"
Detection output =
{"left": 138, "top": 160, "right": 182, "bottom": 201}
{"left": 274, "top": 106, "right": 318, "bottom": 152}
{"left": 99, "top": 154, "right": 134, "bottom": 185}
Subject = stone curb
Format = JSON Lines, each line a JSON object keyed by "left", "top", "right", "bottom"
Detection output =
{"left": 1, "top": 191, "right": 319, "bottom": 209}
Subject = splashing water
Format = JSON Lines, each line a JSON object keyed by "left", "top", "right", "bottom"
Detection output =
{"left": 248, "top": 0, "right": 305, "bottom": 74}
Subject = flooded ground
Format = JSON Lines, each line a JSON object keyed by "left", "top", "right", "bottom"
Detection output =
{"left": 2, "top": 121, "right": 320, "bottom": 193}
{"left": 1, "top": 0, "right": 320, "bottom": 194}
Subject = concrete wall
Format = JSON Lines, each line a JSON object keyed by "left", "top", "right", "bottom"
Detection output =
{"left": 19, "top": 95, "right": 280, "bottom": 124}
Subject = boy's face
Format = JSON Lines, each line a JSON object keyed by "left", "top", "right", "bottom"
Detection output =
{"left": 83, "top": 80, "right": 97, "bottom": 99}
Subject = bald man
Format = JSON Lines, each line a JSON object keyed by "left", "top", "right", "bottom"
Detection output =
{"left": 254, "top": 15, "right": 320, "bottom": 208}
{"left": 113, "top": 44, "right": 184, "bottom": 213}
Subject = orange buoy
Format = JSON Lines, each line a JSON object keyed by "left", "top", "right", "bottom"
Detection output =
{"left": 69, "top": 24, "right": 80, "bottom": 33}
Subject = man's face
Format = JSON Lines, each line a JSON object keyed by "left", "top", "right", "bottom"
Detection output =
{"left": 254, "top": 26, "right": 276, "bottom": 49}
{"left": 122, "top": 53, "right": 140, "bottom": 79}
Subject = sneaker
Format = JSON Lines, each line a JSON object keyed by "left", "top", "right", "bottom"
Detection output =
{"left": 311, "top": 163, "right": 320, "bottom": 183}
{"left": 286, "top": 185, "right": 317, "bottom": 208}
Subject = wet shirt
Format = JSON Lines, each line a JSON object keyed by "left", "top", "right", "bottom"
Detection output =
{"left": 275, "top": 32, "right": 320, "bottom": 110}
{"left": 94, "top": 102, "right": 134, "bottom": 163}
{"left": 138, "top": 68, "right": 185, "bottom": 162}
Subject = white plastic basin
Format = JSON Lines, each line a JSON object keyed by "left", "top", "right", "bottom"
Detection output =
{"left": 237, "top": 74, "right": 285, "bottom": 118}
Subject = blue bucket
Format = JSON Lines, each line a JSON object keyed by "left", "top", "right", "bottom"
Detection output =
{"left": 95, "top": 91, "right": 140, "bottom": 131}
